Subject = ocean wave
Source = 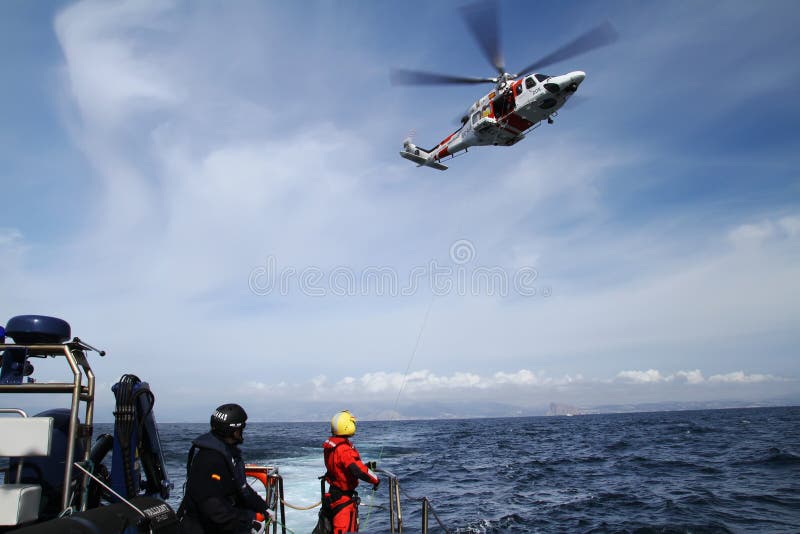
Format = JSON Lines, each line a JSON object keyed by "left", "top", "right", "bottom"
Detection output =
{"left": 459, "top": 513, "right": 529, "bottom": 533}
{"left": 624, "top": 455, "right": 712, "bottom": 471}
{"left": 600, "top": 520, "right": 735, "bottom": 533}
{"left": 763, "top": 449, "right": 800, "bottom": 465}
{"left": 605, "top": 439, "right": 630, "bottom": 451}
{"left": 736, "top": 447, "right": 800, "bottom": 466}
{"left": 733, "top": 492, "right": 800, "bottom": 506}
{"left": 670, "top": 422, "right": 719, "bottom": 434}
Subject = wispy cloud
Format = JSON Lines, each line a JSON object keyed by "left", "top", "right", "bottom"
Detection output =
{"left": 728, "top": 216, "right": 800, "bottom": 247}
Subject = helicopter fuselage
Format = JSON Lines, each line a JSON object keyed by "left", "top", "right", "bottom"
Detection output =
{"left": 400, "top": 70, "right": 585, "bottom": 170}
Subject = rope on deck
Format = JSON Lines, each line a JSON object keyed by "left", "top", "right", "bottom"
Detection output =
{"left": 280, "top": 499, "right": 321, "bottom": 510}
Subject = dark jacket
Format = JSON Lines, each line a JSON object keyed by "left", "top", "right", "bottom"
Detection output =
{"left": 178, "top": 432, "right": 267, "bottom": 534}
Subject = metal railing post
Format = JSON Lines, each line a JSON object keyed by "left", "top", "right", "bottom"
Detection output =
{"left": 422, "top": 496, "right": 429, "bottom": 534}
{"left": 393, "top": 477, "right": 403, "bottom": 532}
{"left": 277, "top": 475, "right": 286, "bottom": 534}
{"left": 388, "top": 478, "right": 396, "bottom": 533}
{"left": 62, "top": 345, "right": 83, "bottom": 512}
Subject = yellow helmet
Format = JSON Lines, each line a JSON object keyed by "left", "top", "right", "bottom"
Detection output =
{"left": 331, "top": 410, "right": 357, "bottom": 437}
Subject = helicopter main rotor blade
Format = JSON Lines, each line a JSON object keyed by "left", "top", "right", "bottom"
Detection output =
{"left": 460, "top": 0, "right": 505, "bottom": 76}
{"left": 513, "top": 21, "right": 618, "bottom": 78}
{"left": 390, "top": 68, "right": 497, "bottom": 86}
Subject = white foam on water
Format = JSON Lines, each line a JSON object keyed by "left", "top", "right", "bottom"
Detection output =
{"left": 250, "top": 450, "right": 324, "bottom": 532}
{"left": 249, "top": 449, "right": 389, "bottom": 533}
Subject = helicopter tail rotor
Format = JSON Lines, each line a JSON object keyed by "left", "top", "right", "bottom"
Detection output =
{"left": 402, "top": 128, "right": 417, "bottom": 149}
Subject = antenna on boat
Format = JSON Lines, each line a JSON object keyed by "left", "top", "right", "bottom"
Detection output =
{"left": 71, "top": 337, "right": 106, "bottom": 356}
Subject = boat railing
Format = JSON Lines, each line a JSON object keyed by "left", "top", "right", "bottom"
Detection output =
{"left": 245, "top": 464, "right": 287, "bottom": 534}
{"left": 376, "top": 468, "right": 451, "bottom": 533}
{"left": 0, "top": 340, "right": 100, "bottom": 512}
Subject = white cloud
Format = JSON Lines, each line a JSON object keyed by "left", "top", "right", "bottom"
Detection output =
{"left": 778, "top": 216, "right": 800, "bottom": 237}
{"left": 708, "top": 371, "right": 778, "bottom": 384}
{"left": 493, "top": 369, "right": 540, "bottom": 385}
{"left": 675, "top": 369, "right": 705, "bottom": 385}
{"left": 616, "top": 369, "right": 666, "bottom": 383}
{"left": 728, "top": 221, "right": 775, "bottom": 247}
{"left": 54, "top": 0, "right": 179, "bottom": 130}
{"left": 725, "top": 214, "right": 800, "bottom": 251}
{"left": 613, "top": 369, "right": 785, "bottom": 386}
{"left": 311, "top": 375, "right": 327, "bottom": 388}
{"left": 0, "top": 228, "right": 23, "bottom": 246}
{"left": 241, "top": 368, "right": 794, "bottom": 400}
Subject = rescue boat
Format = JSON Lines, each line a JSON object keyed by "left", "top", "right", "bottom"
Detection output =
{"left": 1, "top": 315, "right": 445, "bottom": 534}
{"left": 0, "top": 315, "right": 177, "bottom": 533}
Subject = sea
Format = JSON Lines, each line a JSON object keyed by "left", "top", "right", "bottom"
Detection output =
{"left": 101, "top": 406, "right": 800, "bottom": 532}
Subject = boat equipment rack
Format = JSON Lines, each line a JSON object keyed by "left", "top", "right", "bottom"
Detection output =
{"left": 0, "top": 338, "right": 102, "bottom": 512}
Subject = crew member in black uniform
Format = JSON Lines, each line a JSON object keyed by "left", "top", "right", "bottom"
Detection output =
{"left": 178, "top": 403, "right": 272, "bottom": 534}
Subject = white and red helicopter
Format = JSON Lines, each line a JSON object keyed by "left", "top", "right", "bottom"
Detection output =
{"left": 392, "top": 1, "right": 617, "bottom": 171}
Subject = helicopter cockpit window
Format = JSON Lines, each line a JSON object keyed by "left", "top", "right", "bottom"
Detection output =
{"left": 472, "top": 112, "right": 480, "bottom": 125}
{"left": 525, "top": 76, "right": 536, "bottom": 89}
{"left": 515, "top": 84, "right": 523, "bottom": 96}
{"left": 534, "top": 73, "right": 549, "bottom": 82}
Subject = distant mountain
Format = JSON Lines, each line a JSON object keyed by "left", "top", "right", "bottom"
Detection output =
{"left": 238, "top": 396, "right": 799, "bottom": 423}
{"left": 583, "top": 398, "right": 800, "bottom": 415}
{"left": 545, "top": 402, "right": 584, "bottom": 416}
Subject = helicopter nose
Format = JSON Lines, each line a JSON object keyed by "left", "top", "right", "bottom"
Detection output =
{"left": 563, "top": 71, "right": 585, "bottom": 93}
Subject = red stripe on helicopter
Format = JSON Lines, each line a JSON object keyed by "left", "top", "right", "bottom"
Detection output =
{"left": 440, "top": 133, "right": 456, "bottom": 145}
{"left": 437, "top": 147, "right": 450, "bottom": 159}
{"left": 505, "top": 113, "right": 533, "bottom": 132}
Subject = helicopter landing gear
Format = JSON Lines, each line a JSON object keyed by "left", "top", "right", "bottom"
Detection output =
{"left": 547, "top": 116, "right": 554, "bottom": 124}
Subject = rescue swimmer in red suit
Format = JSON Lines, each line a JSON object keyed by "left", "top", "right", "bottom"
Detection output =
{"left": 323, "top": 410, "right": 380, "bottom": 533}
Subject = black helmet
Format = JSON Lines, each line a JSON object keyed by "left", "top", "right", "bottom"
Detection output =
{"left": 210, "top": 403, "right": 247, "bottom": 440}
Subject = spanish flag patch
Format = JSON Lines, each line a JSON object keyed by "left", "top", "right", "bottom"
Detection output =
{"left": 211, "top": 473, "right": 221, "bottom": 481}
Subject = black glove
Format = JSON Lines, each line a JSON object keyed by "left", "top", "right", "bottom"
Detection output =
{"left": 372, "top": 478, "right": 380, "bottom": 491}
{"left": 366, "top": 461, "right": 378, "bottom": 471}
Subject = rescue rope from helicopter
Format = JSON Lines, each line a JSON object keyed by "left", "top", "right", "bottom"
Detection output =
{"left": 361, "top": 296, "right": 453, "bottom": 531}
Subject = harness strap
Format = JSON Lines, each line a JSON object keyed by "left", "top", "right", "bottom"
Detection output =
{"left": 329, "top": 496, "right": 357, "bottom": 518}
{"left": 319, "top": 475, "right": 357, "bottom": 516}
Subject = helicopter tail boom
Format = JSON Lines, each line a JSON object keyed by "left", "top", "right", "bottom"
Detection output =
{"left": 399, "top": 140, "right": 448, "bottom": 171}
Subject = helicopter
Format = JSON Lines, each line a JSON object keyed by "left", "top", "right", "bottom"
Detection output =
{"left": 392, "top": 0, "right": 618, "bottom": 171}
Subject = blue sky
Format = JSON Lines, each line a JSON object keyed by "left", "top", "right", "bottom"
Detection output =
{"left": 1, "top": 0, "right": 799, "bottom": 421}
